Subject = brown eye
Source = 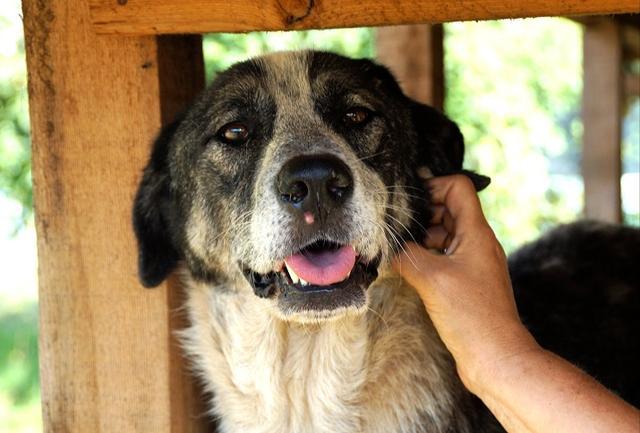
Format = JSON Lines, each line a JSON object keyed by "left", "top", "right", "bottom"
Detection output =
{"left": 217, "top": 121, "right": 249, "bottom": 145}
{"left": 343, "top": 107, "right": 371, "bottom": 125}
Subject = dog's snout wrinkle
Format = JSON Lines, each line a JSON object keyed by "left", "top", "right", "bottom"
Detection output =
{"left": 276, "top": 154, "right": 353, "bottom": 223}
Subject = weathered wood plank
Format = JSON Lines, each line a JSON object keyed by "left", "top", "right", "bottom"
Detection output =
{"left": 582, "top": 18, "right": 623, "bottom": 222}
{"left": 376, "top": 24, "right": 444, "bottom": 109}
{"left": 87, "top": 0, "right": 640, "bottom": 35}
{"left": 625, "top": 72, "right": 640, "bottom": 97}
{"left": 156, "top": 37, "right": 212, "bottom": 433}
{"left": 22, "top": 0, "right": 208, "bottom": 431}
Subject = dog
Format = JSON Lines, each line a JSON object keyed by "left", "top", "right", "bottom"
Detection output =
{"left": 133, "top": 51, "right": 639, "bottom": 433}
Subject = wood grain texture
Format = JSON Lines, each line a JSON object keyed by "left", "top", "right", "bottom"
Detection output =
{"left": 582, "top": 18, "right": 623, "bottom": 223}
{"left": 626, "top": 72, "right": 640, "bottom": 97}
{"left": 87, "top": 0, "right": 640, "bottom": 35}
{"left": 22, "top": 0, "right": 208, "bottom": 431}
{"left": 376, "top": 24, "right": 444, "bottom": 109}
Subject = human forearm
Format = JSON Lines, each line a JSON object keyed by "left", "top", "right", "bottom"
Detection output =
{"left": 467, "top": 338, "right": 640, "bottom": 433}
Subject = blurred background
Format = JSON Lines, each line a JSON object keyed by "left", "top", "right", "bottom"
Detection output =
{"left": 1, "top": 0, "right": 638, "bottom": 430}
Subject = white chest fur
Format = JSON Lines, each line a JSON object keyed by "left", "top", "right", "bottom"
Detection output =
{"left": 180, "top": 274, "right": 470, "bottom": 433}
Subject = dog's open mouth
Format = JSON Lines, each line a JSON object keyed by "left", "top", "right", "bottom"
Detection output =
{"left": 242, "top": 240, "right": 380, "bottom": 308}
{"left": 284, "top": 240, "right": 357, "bottom": 288}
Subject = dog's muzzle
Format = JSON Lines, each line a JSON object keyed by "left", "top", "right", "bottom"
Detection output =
{"left": 241, "top": 154, "right": 381, "bottom": 318}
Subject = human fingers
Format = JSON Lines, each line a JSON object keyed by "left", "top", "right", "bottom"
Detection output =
{"left": 430, "top": 205, "right": 446, "bottom": 224}
{"left": 430, "top": 205, "right": 455, "bottom": 236}
{"left": 424, "top": 225, "right": 452, "bottom": 250}
{"left": 427, "top": 175, "right": 487, "bottom": 233}
{"left": 391, "top": 242, "right": 439, "bottom": 292}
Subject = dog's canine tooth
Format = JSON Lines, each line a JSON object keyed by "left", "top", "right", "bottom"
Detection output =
{"left": 285, "top": 263, "right": 300, "bottom": 284}
{"left": 299, "top": 278, "right": 309, "bottom": 286}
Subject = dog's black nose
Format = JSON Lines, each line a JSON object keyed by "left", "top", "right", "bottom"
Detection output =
{"left": 277, "top": 155, "right": 353, "bottom": 213}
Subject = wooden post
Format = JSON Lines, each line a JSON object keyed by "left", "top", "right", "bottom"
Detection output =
{"left": 376, "top": 24, "right": 444, "bottom": 109}
{"left": 22, "top": 1, "right": 208, "bottom": 432}
{"left": 582, "top": 18, "right": 623, "bottom": 222}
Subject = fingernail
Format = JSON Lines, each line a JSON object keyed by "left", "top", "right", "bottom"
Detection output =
{"left": 445, "top": 238, "right": 460, "bottom": 255}
{"left": 416, "top": 166, "right": 434, "bottom": 180}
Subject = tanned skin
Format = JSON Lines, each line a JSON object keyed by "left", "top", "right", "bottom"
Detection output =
{"left": 393, "top": 175, "right": 640, "bottom": 433}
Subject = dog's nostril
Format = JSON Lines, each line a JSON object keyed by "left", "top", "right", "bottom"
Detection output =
{"left": 276, "top": 154, "right": 353, "bottom": 211}
{"left": 327, "top": 172, "right": 351, "bottom": 200}
{"left": 281, "top": 181, "right": 308, "bottom": 204}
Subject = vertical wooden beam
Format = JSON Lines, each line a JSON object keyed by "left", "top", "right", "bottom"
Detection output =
{"left": 376, "top": 24, "right": 444, "bottom": 109}
{"left": 22, "top": 1, "right": 207, "bottom": 432}
{"left": 582, "top": 18, "right": 623, "bottom": 222}
{"left": 156, "top": 38, "right": 212, "bottom": 433}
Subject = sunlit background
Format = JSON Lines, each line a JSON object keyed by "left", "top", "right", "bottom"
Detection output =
{"left": 1, "top": 0, "right": 638, "bottom": 430}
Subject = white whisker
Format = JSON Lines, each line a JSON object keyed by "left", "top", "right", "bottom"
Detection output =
{"left": 366, "top": 305, "right": 389, "bottom": 331}
{"left": 357, "top": 149, "right": 390, "bottom": 162}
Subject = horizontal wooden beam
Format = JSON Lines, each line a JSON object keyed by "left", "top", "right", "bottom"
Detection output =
{"left": 88, "top": 0, "right": 640, "bottom": 35}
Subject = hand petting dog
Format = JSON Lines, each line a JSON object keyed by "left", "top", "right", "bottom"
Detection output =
{"left": 393, "top": 174, "right": 640, "bottom": 433}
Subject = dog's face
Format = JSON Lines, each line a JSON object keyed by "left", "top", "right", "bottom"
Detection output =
{"left": 133, "top": 51, "right": 488, "bottom": 323}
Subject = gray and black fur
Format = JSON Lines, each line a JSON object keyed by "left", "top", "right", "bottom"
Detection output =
{"left": 132, "top": 51, "right": 639, "bottom": 432}
{"left": 133, "top": 51, "right": 489, "bottom": 289}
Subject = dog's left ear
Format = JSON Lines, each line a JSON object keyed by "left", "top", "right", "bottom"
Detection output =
{"left": 409, "top": 101, "right": 490, "bottom": 191}
{"left": 132, "top": 119, "right": 181, "bottom": 288}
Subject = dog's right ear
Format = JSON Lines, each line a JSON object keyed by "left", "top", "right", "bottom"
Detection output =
{"left": 409, "top": 101, "right": 490, "bottom": 191}
{"left": 132, "top": 119, "right": 181, "bottom": 288}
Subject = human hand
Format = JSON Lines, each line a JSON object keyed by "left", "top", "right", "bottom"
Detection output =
{"left": 393, "top": 175, "right": 640, "bottom": 433}
{"left": 392, "top": 175, "right": 540, "bottom": 392}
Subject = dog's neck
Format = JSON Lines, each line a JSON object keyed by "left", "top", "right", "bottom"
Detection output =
{"left": 181, "top": 270, "right": 473, "bottom": 433}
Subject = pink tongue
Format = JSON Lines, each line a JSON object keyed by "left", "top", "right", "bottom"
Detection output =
{"left": 285, "top": 245, "right": 357, "bottom": 286}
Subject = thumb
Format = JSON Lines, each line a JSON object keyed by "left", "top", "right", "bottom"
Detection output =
{"left": 391, "top": 242, "right": 442, "bottom": 295}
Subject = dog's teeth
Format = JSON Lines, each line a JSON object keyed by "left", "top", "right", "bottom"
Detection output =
{"left": 299, "top": 278, "right": 309, "bottom": 286}
{"left": 285, "top": 263, "right": 300, "bottom": 284}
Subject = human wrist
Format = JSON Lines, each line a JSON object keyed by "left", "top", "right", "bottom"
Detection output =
{"left": 456, "top": 321, "right": 541, "bottom": 396}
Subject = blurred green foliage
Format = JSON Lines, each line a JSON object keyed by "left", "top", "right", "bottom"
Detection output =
{"left": 624, "top": 101, "right": 640, "bottom": 170}
{"left": 0, "top": 2, "right": 31, "bottom": 227}
{"left": 622, "top": 100, "right": 640, "bottom": 225}
{"left": 1, "top": 4, "right": 40, "bottom": 432}
{"left": 445, "top": 19, "right": 585, "bottom": 250}
{"left": 0, "top": 305, "right": 39, "bottom": 404}
{"left": 203, "top": 28, "right": 375, "bottom": 82}
{"left": 0, "top": 302, "right": 41, "bottom": 432}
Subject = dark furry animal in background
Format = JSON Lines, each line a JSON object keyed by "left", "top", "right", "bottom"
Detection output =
{"left": 509, "top": 221, "right": 640, "bottom": 407}
{"left": 132, "top": 50, "right": 639, "bottom": 432}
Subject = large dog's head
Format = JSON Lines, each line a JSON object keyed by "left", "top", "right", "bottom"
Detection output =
{"left": 133, "top": 51, "right": 488, "bottom": 323}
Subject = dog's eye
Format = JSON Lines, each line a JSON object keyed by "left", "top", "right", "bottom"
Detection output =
{"left": 343, "top": 107, "right": 372, "bottom": 126}
{"left": 217, "top": 122, "right": 250, "bottom": 145}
